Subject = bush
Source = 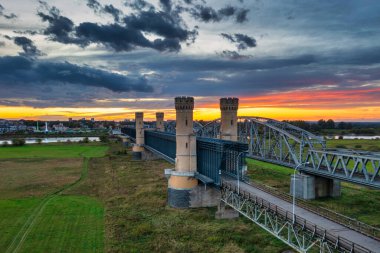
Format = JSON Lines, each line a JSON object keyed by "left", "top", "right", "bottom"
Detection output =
{"left": 12, "top": 138, "right": 25, "bottom": 146}
{"left": 1, "top": 141, "right": 9, "bottom": 147}
{"left": 82, "top": 137, "right": 89, "bottom": 143}
{"left": 335, "top": 144, "right": 347, "bottom": 149}
{"left": 36, "top": 138, "right": 42, "bottom": 144}
{"left": 354, "top": 144, "right": 362, "bottom": 149}
{"left": 99, "top": 135, "right": 109, "bottom": 143}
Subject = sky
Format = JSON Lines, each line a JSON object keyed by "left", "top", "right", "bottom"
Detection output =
{"left": 0, "top": 0, "right": 380, "bottom": 121}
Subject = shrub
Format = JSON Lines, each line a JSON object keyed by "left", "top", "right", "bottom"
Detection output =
{"left": 82, "top": 137, "right": 89, "bottom": 143}
{"left": 12, "top": 138, "right": 25, "bottom": 146}
{"left": 36, "top": 138, "right": 42, "bottom": 144}
{"left": 1, "top": 141, "right": 9, "bottom": 147}
{"left": 335, "top": 144, "right": 347, "bottom": 149}
{"left": 99, "top": 135, "right": 109, "bottom": 143}
{"left": 354, "top": 144, "right": 362, "bottom": 149}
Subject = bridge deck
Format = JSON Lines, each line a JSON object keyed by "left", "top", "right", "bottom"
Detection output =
{"left": 222, "top": 177, "right": 380, "bottom": 253}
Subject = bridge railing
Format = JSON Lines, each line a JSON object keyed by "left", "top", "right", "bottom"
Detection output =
{"left": 244, "top": 179, "right": 380, "bottom": 240}
{"left": 144, "top": 130, "right": 176, "bottom": 163}
{"left": 221, "top": 181, "right": 373, "bottom": 253}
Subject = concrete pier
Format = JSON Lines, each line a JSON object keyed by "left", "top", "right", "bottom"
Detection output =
{"left": 156, "top": 112, "right": 165, "bottom": 132}
{"left": 132, "top": 112, "right": 144, "bottom": 160}
{"left": 167, "top": 97, "right": 198, "bottom": 208}
{"left": 220, "top": 97, "right": 239, "bottom": 141}
{"left": 290, "top": 173, "right": 341, "bottom": 200}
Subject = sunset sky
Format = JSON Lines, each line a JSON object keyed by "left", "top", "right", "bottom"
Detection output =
{"left": 1, "top": 0, "right": 380, "bottom": 121}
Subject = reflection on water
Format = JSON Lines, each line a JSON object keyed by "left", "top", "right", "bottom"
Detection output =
{"left": 1, "top": 137, "right": 100, "bottom": 145}
{"left": 329, "top": 135, "right": 380, "bottom": 140}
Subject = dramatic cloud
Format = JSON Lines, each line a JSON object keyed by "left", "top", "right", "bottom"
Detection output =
{"left": 0, "top": 3, "right": 17, "bottom": 20}
{"left": 13, "top": 36, "right": 43, "bottom": 57}
{"left": 37, "top": 5, "right": 83, "bottom": 45}
{"left": 0, "top": 56, "right": 153, "bottom": 93}
{"left": 218, "top": 50, "right": 251, "bottom": 60}
{"left": 86, "top": 0, "right": 123, "bottom": 22}
{"left": 190, "top": 5, "right": 249, "bottom": 23}
{"left": 221, "top": 33, "right": 256, "bottom": 50}
{"left": 38, "top": 2, "right": 197, "bottom": 52}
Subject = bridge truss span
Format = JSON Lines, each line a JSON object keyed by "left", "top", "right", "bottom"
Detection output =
{"left": 198, "top": 116, "right": 380, "bottom": 188}
{"left": 221, "top": 181, "right": 374, "bottom": 253}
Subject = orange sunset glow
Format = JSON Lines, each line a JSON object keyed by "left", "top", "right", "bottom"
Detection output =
{"left": 2, "top": 88, "right": 380, "bottom": 121}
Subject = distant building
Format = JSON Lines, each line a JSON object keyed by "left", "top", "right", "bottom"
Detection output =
{"left": 91, "top": 118, "right": 95, "bottom": 122}
{"left": 68, "top": 118, "right": 73, "bottom": 122}
{"left": 53, "top": 123, "right": 68, "bottom": 132}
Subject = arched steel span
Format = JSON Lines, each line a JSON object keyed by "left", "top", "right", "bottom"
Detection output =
{"left": 196, "top": 116, "right": 380, "bottom": 189}
{"left": 164, "top": 120, "right": 204, "bottom": 134}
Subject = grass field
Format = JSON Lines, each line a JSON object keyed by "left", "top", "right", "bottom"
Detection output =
{"left": 0, "top": 141, "right": 293, "bottom": 252}
{"left": 95, "top": 145, "right": 291, "bottom": 253}
{"left": 0, "top": 143, "right": 108, "bottom": 159}
{"left": 246, "top": 138, "right": 380, "bottom": 227}
{"left": 0, "top": 143, "right": 108, "bottom": 253}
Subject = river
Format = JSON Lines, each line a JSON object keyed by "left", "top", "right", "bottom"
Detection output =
{"left": 1, "top": 137, "right": 100, "bottom": 145}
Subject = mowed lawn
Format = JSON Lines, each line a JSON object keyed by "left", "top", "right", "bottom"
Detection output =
{"left": 0, "top": 143, "right": 108, "bottom": 159}
{"left": 0, "top": 143, "right": 108, "bottom": 253}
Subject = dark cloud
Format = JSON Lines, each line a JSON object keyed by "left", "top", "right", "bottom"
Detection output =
{"left": 0, "top": 56, "right": 153, "bottom": 93}
{"left": 218, "top": 50, "right": 251, "bottom": 60}
{"left": 160, "top": 0, "right": 172, "bottom": 12}
{"left": 125, "top": 0, "right": 154, "bottom": 11}
{"left": 38, "top": 2, "right": 196, "bottom": 52}
{"left": 190, "top": 4, "right": 249, "bottom": 23}
{"left": 37, "top": 4, "right": 84, "bottom": 45}
{"left": 103, "top": 4, "right": 123, "bottom": 22}
{"left": 76, "top": 22, "right": 181, "bottom": 52}
{"left": 13, "top": 36, "right": 43, "bottom": 57}
{"left": 221, "top": 33, "right": 256, "bottom": 50}
{"left": 0, "top": 4, "right": 17, "bottom": 20}
{"left": 235, "top": 8, "right": 248, "bottom": 23}
{"left": 124, "top": 10, "right": 197, "bottom": 42}
{"left": 86, "top": 0, "right": 123, "bottom": 22}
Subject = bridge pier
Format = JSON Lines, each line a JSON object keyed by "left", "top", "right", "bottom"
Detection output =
{"left": 167, "top": 97, "right": 198, "bottom": 208}
{"left": 220, "top": 97, "right": 239, "bottom": 141}
{"left": 132, "top": 112, "right": 144, "bottom": 160}
{"left": 291, "top": 173, "right": 341, "bottom": 200}
{"left": 156, "top": 112, "right": 165, "bottom": 132}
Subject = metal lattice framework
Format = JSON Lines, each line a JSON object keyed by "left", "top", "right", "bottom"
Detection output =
{"left": 221, "top": 182, "right": 372, "bottom": 253}
{"left": 196, "top": 116, "right": 380, "bottom": 188}
{"left": 164, "top": 120, "right": 204, "bottom": 134}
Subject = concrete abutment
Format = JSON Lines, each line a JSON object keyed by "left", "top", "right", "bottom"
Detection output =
{"left": 290, "top": 173, "right": 341, "bottom": 200}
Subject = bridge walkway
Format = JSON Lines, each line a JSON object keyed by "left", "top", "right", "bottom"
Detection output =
{"left": 222, "top": 177, "right": 380, "bottom": 253}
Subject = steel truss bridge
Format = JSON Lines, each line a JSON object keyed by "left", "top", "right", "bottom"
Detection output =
{"left": 194, "top": 116, "right": 380, "bottom": 189}
{"left": 121, "top": 116, "right": 380, "bottom": 253}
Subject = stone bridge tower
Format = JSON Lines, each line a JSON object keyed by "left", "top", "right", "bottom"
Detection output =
{"left": 132, "top": 112, "right": 144, "bottom": 159}
{"left": 156, "top": 112, "right": 165, "bottom": 132}
{"left": 220, "top": 97, "right": 239, "bottom": 141}
{"left": 167, "top": 97, "right": 198, "bottom": 208}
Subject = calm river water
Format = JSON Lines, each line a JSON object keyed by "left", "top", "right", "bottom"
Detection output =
{"left": 1, "top": 137, "right": 100, "bottom": 145}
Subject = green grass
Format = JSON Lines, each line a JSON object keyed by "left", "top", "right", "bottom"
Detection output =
{"left": 100, "top": 148, "right": 291, "bottom": 253}
{"left": 19, "top": 196, "right": 104, "bottom": 253}
{"left": 0, "top": 143, "right": 107, "bottom": 252}
{"left": 0, "top": 143, "right": 108, "bottom": 159}
{"left": 0, "top": 198, "right": 41, "bottom": 250}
